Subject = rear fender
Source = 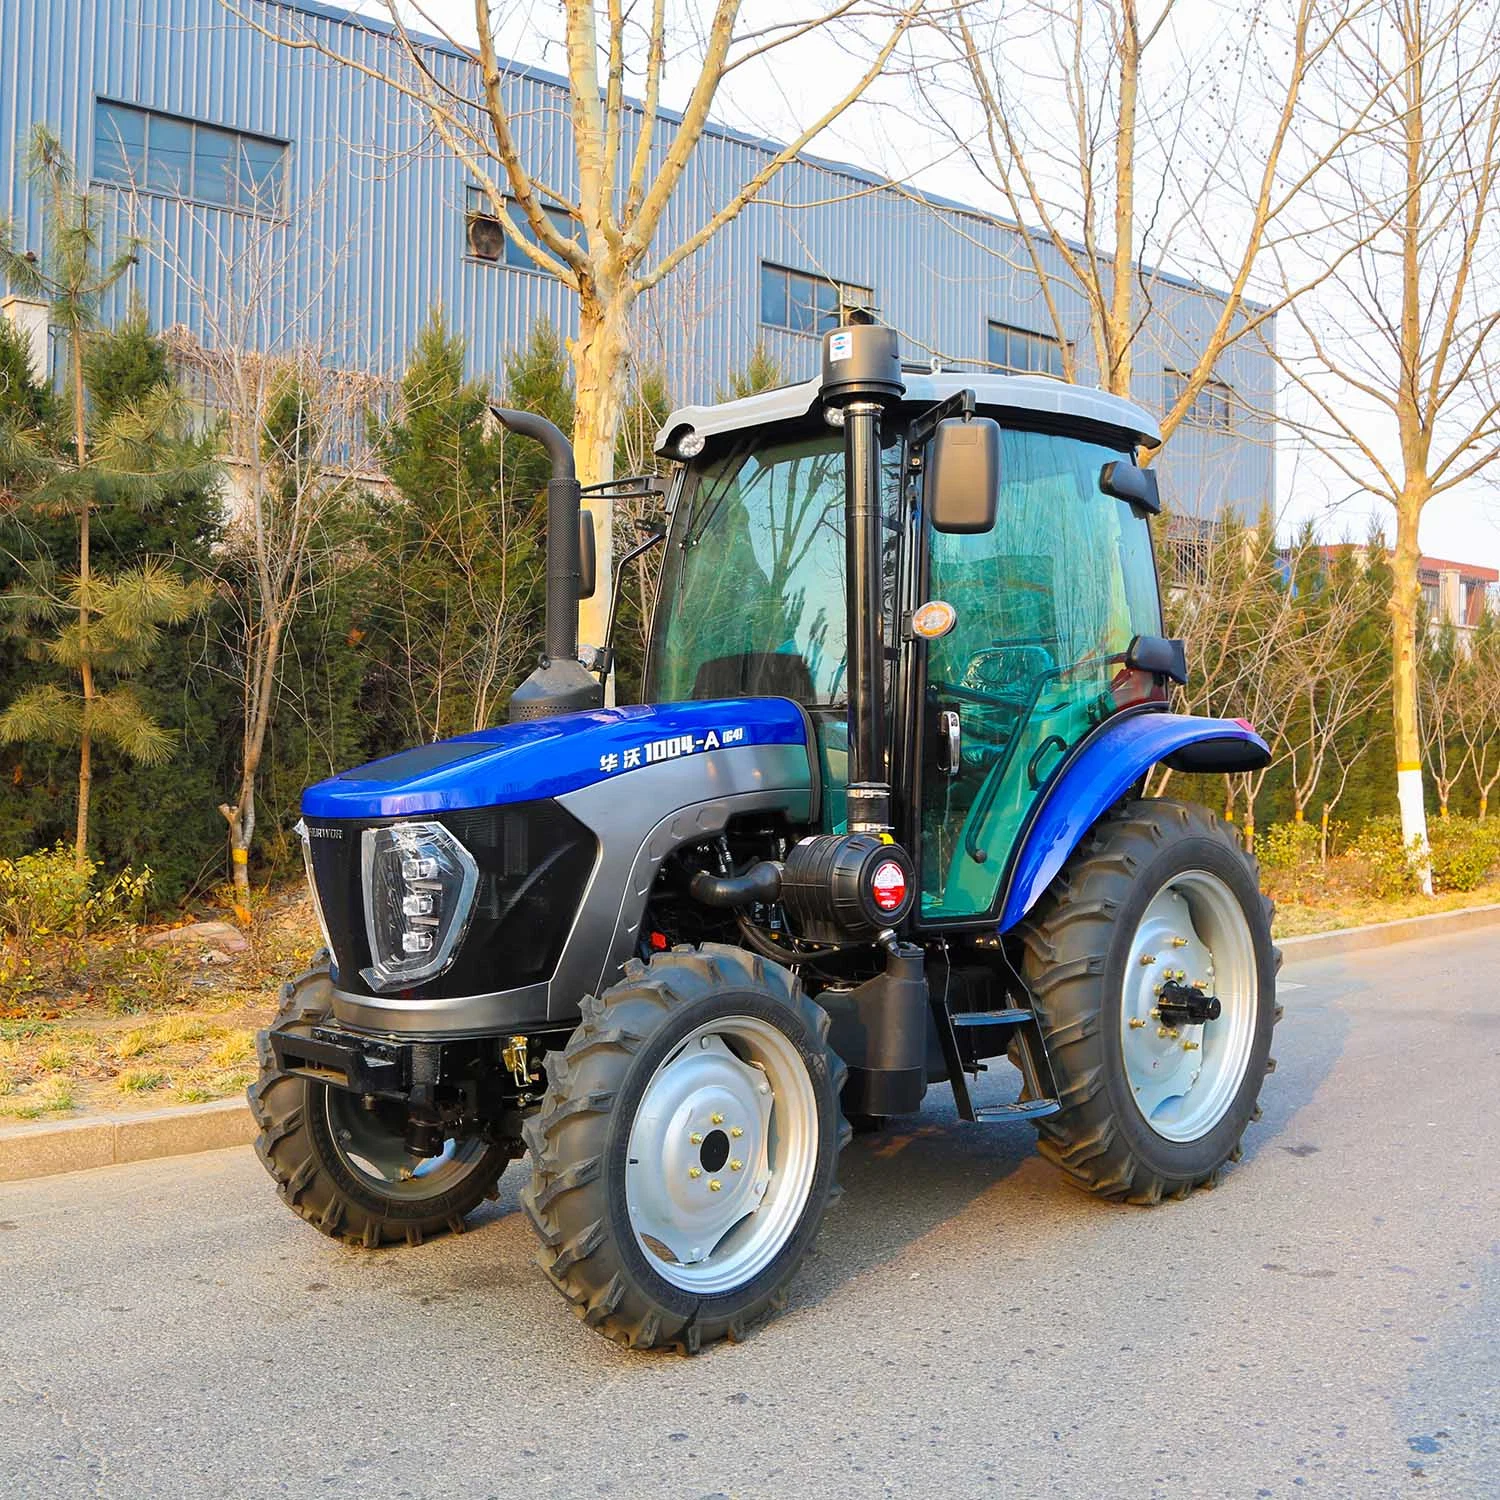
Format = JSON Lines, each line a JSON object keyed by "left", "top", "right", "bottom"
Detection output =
{"left": 997, "top": 711, "right": 1270, "bottom": 933}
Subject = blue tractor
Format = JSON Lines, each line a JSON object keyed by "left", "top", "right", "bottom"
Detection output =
{"left": 252, "top": 324, "right": 1278, "bottom": 1351}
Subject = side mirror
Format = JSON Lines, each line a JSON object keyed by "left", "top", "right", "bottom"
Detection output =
{"left": 578, "top": 511, "right": 596, "bottom": 601}
{"left": 927, "top": 416, "right": 1001, "bottom": 534}
{"left": 1100, "top": 460, "right": 1160, "bottom": 515}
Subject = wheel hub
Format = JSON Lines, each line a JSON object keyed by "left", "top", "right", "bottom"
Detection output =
{"left": 1120, "top": 874, "right": 1257, "bottom": 1142}
{"left": 628, "top": 1035, "right": 773, "bottom": 1267}
{"left": 623, "top": 1016, "right": 819, "bottom": 1295}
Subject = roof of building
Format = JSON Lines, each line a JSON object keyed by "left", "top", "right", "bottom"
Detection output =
{"left": 1417, "top": 554, "right": 1500, "bottom": 583}
{"left": 270, "top": 0, "right": 1262, "bottom": 314}
{"left": 655, "top": 367, "right": 1162, "bottom": 454}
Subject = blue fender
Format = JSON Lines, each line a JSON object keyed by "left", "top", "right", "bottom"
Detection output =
{"left": 996, "top": 711, "right": 1270, "bottom": 933}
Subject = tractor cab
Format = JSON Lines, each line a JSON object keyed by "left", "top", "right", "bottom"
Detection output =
{"left": 646, "top": 355, "right": 1173, "bottom": 925}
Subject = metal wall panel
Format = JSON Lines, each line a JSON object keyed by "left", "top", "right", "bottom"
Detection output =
{"left": 0, "top": 0, "right": 1275, "bottom": 519}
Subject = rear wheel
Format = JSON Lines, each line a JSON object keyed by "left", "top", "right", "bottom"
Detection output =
{"left": 249, "top": 961, "right": 513, "bottom": 1247}
{"left": 1016, "top": 799, "right": 1279, "bottom": 1203}
{"left": 522, "top": 944, "right": 847, "bottom": 1352}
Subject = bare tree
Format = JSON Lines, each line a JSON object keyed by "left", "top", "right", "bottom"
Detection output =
{"left": 226, "top": 0, "right": 921, "bottom": 645}
{"left": 1154, "top": 515, "right": 1299, "bottom": 845}
{"left": 1274, "top": 0, "right": 1500, "bottom": 892}
{"left": 1458, "top": 619, "right": 1500, "bottom": 819}
{"left": 1417, "top": 627, "right": 1467, "bottom": 819}
{"left": 1282, "top": 545, "right": 1387, "bottom": 827}
{"left": 922, "top": 0, "right": 1382, "bottom": 443}
{"left": 137, "top": 189, "right": 379, "bottom": 919}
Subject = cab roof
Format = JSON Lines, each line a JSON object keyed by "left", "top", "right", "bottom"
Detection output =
{"left": 655, "top": 368, "right": 1163, "bottom": 456}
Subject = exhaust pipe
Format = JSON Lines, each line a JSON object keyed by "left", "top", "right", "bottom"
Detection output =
{"left": 492, "top": 406, "right": 604, "bottom": 722}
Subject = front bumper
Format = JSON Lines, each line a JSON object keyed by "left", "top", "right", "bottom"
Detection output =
{"left": 269, "top": 1014, "right": 415, "bottom": 1098}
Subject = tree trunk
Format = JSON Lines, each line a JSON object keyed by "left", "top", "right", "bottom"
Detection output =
{"left": 1320, "top": 803, "right": 1330, "bottom": 863}
{"left": 569, "top": 289, "right": 631, "bottom": 662}
{"left": 72, "top": 336, "right": 92, "bottom": 867}
{"left": 1390, "top": 494, "right": 1433, "bottom": 893}
{"left": 1106, "top": 1, "right": 1140, "bottom": 399}
{"left": 218, "top": 777, "right": 255, "bottom": 922}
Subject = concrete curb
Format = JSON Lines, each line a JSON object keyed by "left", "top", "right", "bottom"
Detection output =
{"left": 2, "top": 902, "right": 1498, "bottom": 1186}
{"left": 0, "top": 1097, "right": 253, "bottom": 1185}
{"left": 1277, "top": 901, "right": 1500, "bottom": 963}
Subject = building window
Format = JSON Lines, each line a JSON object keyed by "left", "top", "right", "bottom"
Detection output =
{"left": 465, "top": 186, "right": 578, "bottom": 269}
{"left": 93, "top": 101, "right": 286, "bottom": 213}
{"left": 759, "top": 263, "right": 875, "bottom": 336}
{"left": 1165, "top": 370, "right": 1235, "bottom": 430}
{"left": 985, "top": 321, "right": 1067, "bottom": 378}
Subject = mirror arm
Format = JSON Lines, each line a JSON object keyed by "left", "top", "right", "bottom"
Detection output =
{"left": 906, "top": 387, "right": 977, "bottom": 452}
{"left": 596, "top": 528, "right": 666, "bottom": 686}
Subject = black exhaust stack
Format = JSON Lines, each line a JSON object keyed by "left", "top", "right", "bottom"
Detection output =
{"left": 819, "top": 325, "right": 905, "bottom": 833}
{"left": 492, "top": 406, "right": 605, "bottom": 722}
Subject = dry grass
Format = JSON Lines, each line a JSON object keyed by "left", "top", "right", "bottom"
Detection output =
{"left": 0, "top": 884, "right": 318, "bottom": 1119}
{"left": 1272, "top": 880, "right": 1500, "bottom": 937}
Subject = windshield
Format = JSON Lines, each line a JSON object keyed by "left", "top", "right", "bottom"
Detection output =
{"left": 648, "top": 431, "right": 900, "bottom": 707}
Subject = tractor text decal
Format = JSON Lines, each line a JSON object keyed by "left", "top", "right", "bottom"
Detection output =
{"left": 598, "top": 726, "right": 746, "bottom": 775}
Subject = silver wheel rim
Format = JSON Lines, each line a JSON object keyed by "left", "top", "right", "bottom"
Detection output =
{"left": 323, "top": 1089, "right": 490, "bottom": 1199}
{"left": 1120, "top": 871, "right": 1258, "bottom": 1143}
{"left": 625, "top": 1015, "right": 819, "bottom": 1294}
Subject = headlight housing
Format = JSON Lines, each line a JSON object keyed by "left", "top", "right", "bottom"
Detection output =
{"left": 359, "top": 821, "right": 479, "bottom": 993}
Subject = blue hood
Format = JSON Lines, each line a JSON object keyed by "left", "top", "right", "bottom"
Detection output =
{"left": 301, "top": 698, "right": 810, "bottom": 819}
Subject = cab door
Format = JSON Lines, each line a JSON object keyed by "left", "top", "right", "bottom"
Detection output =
{"left": 917, "top": 427, "right": 1163, "bottom": 921}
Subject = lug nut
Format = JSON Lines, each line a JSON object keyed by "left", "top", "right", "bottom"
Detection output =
{"left": 711, "top": 1112, "right": 724, "bottom": 1125}
{"left": 1129, "top": 1018, "right": 1146, "bottom": 1029}
{"left": 1140, "top": 953, "right": 1156, "bottom": 966}
{"left": 1158, "top": 1026, "right": 1179, "bottom": 1039}
{"left": 689, "top": 1167, "right": 702, "bottom": 1179}
{"left": 730, "top": 1159, "right": 743, "bottom": 1171}
{"left": 1183, "top": 1040, "right": 1200, "bottom": 1052}
{"left": 689, "top": 1132, "right": 703, "bottom": 1145}
{"left": 1172, "top": 936, "right": 1189, "bottom": 948}
{"left": 709, "top": 1179, "right": 722, "bottom": 1192}
{"left": 730, "top": 1126, "right": 743, "bottom": 1138}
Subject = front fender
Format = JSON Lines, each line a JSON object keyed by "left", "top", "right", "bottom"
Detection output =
{"left": 996, "top": 711, "right": 1270, "bottom": 933}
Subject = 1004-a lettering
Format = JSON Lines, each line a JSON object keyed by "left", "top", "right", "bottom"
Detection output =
{"left": 598, "top": 726, "right": 745, "bottom": 775}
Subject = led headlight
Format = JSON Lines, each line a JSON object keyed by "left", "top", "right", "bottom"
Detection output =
{"left": 360, "top": 821, "right": 479, "bottom": 993}
{"left": 294, "top": 818, "right": 335, "bottom": 957}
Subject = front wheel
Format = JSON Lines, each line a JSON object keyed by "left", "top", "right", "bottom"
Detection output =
{"left": 1017, "top": 799, "right": 1279, "bottom": 1203}
{"left": 522, "top": 945, "right": 847, "bottom": 1352}
{"left": 249, "top": 962, "right": 513, "bottom": 1247}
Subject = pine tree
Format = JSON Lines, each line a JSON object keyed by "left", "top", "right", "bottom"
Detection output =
{"left": 0, "top": 130, "right": 215, "bottom": 862}
{"left": 716, "top": 343, "right": 784, "bottom": 403}
{"left": 369, "top": 310, "right": 542, "bottom": 740}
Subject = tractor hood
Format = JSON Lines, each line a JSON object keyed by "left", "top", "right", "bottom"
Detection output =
{"left": 301, "top": 698, "right": 811, "bottom": 820}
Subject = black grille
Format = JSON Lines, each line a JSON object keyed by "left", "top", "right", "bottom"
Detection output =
{"left": 305, "top": 800, "right": 597, "bottom": 999}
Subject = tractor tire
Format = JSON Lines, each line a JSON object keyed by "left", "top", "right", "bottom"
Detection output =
{"left": 522, "top": 944, "right": 848, "bottom": 1353}
{"left": 1015, "top": 799, "right": 1279, "bottom": 1204}
{"left": 249, "top": 958, "right": 513, "bottom": 1248}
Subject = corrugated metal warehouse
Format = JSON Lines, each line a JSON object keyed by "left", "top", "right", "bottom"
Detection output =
{"left": 0, "top": 0, "right": 1274, "bottom": 520}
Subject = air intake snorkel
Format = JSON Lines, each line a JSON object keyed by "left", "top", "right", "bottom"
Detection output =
{"left": 818, "top": 322, "right": 905, "bottom": 833}
{"left": 491, "top": 406, "right": 605, "bottom": 722}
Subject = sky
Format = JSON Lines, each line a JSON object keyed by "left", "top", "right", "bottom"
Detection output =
{"left": 360, "top": 0, "right": 1500, "bottom": 574}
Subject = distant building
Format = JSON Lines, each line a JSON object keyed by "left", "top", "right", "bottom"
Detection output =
{"left": 1313, "top": 545, "right": 1497, "bottom": 647}
{"left": 1419, "top": 555, "right": 1498, "bottom": 641}
{"left": 2, "top": 0, "right": 1275, "bottom": 522}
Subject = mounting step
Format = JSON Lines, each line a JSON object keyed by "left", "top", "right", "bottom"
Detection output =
{"left": 974, "top": 1099, "right": 1061, "bottom": 1122}
{"left": 949, "top": 1009, "right": 1032, "bottom": 1028}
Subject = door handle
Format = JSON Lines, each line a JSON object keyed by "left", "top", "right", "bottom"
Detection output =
{"left": 938, "top": 710, "right": 961, "bottom": 775}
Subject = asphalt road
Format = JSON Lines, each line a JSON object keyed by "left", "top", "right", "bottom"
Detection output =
{"left": 2, "top": 929, "right": 1497, "bottom": 1500}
